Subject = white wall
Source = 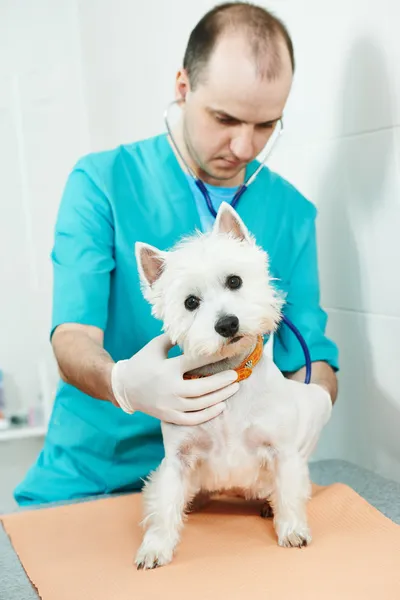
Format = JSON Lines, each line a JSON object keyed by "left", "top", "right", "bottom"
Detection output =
{"left": 264, "top": 0, "right": 400, "bottom": 481}
{"left": 1, "top": 0, "right": 399, "bottom": 481}
{"left": 0, "top": 0, "right": 90, "bottom": 422}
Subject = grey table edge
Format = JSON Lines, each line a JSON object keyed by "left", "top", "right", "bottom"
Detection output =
{"left": 1, "top": 458, "right": 399, "bottom": 600}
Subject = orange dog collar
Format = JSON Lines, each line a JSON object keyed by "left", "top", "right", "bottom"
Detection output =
{"left": 183, "top": 335, "right": 264, "bottom": 383}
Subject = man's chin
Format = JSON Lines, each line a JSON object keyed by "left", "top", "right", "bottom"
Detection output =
{"left": 201, "top": 162, "right": 245, "bottom": 183}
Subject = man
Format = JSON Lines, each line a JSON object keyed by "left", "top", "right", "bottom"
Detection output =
{"left": 15, "top": 2, "right": 338, "bottom": 506}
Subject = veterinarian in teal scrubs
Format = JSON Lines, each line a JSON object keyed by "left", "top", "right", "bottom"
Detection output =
{"left": 15, "top": 3, "right": 339, "bottom": 506}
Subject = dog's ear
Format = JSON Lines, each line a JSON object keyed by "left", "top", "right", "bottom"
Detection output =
{"left": 213, "top": 202, "right": 251, "bottom": 242}
{"left": 135, "top": 242, "right": 167, "bottom": 286}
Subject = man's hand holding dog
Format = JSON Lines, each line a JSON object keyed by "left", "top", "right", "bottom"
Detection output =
{"left": 111, "top": 334, "right": 240, "bottom": 425}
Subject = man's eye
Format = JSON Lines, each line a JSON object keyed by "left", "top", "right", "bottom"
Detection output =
{"left": 184, "top": 295, "right": 200, "bottom": 311}
{"left": 216, "top": 116, "right": 236, "bottom": 125}
{"left": 259, "top": 122, "right": 275, "bottom": 130}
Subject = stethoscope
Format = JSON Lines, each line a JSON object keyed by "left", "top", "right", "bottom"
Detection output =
{"left": 164, "top": 100, "right": 312, "bottom": 384}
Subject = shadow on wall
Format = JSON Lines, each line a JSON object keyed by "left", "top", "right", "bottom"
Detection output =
{"left": 317, "top": 37, "right": 400, "bottom": 481}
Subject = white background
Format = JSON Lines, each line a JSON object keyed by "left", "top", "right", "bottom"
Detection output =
{"left": 0, "top": 0, "right": 399, "bottom": 481}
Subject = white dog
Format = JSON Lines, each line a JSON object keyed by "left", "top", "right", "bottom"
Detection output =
{"left": 134, "top": 202, "right": 331, "bottom": 569}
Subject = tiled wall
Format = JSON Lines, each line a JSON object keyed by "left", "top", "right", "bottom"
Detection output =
{"left": 1, "top": 0, "right": 399, "bottom": 481}
{"left": 265, "top": 0, "right": 400, "bottom": 481}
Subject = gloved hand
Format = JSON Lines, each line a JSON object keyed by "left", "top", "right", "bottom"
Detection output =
{"left": 111, "top": 334, "right": 240, "bottom": 425}
{"left": 290, "top": 381, "right": 333, "bottom": 460}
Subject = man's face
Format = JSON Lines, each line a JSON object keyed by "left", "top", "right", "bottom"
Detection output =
{"left": 176, "top": 34, "right": 293, "bottom": 185}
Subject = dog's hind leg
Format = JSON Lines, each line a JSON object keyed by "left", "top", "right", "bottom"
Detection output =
{"left": 187, "top": 490, "right": 211, "bottom": 512}
{"left": 260, "top": 499, "right": 274, "bottom": 518}
{"left": 135, "top": 456, "right": 198, "bottom": 570}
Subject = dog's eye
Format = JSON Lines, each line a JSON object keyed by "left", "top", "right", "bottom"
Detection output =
{"left": 226, "top": 275, "right": 242, "bottom": 290}
{"left": 184, "top": 295, "right": 200, "bottom": 311}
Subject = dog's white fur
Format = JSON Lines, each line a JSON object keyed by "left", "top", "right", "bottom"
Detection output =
{"left": 134, "top": 203, "right": 328, "bottom": 569}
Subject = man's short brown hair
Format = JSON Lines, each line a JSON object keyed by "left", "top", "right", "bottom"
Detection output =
{"left": 183, "top": 2, "right": 295, "bottom": 89}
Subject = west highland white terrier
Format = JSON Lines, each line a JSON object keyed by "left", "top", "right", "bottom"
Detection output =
{"left": 134, "top": 202, "right": 329, "bottom": 569}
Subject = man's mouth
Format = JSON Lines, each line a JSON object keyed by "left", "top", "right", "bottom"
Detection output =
{"left": 221, "top": 158, "right": 242, "bottom": 167}
{"left": 214, "top": 156, "right": 243, "bottom": 168}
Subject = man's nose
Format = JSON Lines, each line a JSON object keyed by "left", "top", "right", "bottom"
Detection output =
{"left": 230, "top": 126, "right": 255, "bottom": 162}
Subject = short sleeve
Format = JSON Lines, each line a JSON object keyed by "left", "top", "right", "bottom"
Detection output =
{"left": 273, "top": 213, "right": 339, "bottom": 373}
{"left": 50, "top": 159, "right": 115, "bottom": 338}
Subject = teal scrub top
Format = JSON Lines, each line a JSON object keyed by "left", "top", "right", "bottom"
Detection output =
{"left": 14, "top": 133, "right": 339, "bottom": 506}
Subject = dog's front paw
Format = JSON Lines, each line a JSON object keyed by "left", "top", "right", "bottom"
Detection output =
{"left": 135, "top": 538, "right": 174, "bottom": 570}
{"left": 275, "top": 521, "right": 312, "bottom": 548}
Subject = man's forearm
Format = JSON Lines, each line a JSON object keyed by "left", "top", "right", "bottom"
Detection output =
{"left": 284, "top": 361, "right": 338, "bottom": 404}
{"left": 52, "top": 328, "right": 116, "bottom": 404}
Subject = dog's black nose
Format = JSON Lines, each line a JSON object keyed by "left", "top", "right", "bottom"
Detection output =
{"left": 215, "top": 315, "right": 239, "bottom": 338}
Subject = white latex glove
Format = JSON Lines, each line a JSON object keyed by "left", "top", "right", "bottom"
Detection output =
{"left": 111, "top": 334, "right": 240, "bottom": 425}
{"left": 291, "top": 381, "right": 333, "bottom": 460}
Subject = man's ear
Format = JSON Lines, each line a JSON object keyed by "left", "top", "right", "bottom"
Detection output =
{"left": 135, "top": 242, "right": 167, "bottom": 286}
{"left": 213, "top": 202, "right": 252, "bottom": 242}
{"left": 175, "top": 68, "right": 191, "bottom": 104}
